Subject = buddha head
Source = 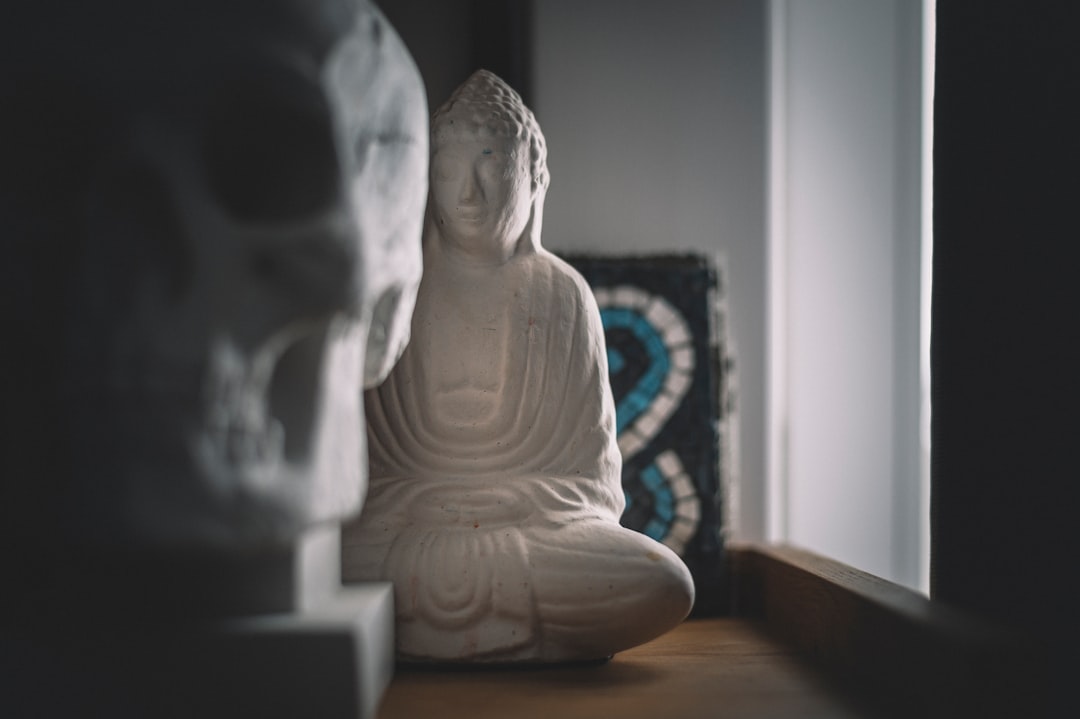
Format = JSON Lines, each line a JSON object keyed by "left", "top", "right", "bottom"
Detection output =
{"left": 429, "top": 70, "right": 549, "bottom": 263}
{"left": 1, "top": 0, "right": 427, "bottom": 565}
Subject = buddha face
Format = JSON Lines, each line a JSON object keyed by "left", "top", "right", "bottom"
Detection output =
{"left": 430, "top": 129, "right": 534, "bottom": 260}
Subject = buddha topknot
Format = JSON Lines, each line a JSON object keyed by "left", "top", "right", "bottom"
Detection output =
{"left": 432, "top": 69, "right": 549, "bottom": 191}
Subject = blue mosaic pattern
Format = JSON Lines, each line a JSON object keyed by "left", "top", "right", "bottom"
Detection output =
{"left": 592, "top": 287, "right": 700, "bottom": 554}
{"left": 600, "top": 307, "right": 670, "bottom": 435}
{"left": 561, "top": 253, "right": 728, "bottom": 614}
{"left": 636, "top": 463, "right": 673, "bottom": 541}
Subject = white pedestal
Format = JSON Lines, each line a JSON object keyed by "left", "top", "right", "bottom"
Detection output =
{"left": 218, "top": 582, "right": 396, "bottom": 719}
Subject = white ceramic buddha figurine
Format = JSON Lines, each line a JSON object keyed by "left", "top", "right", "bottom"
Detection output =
{"left": 342, "top": 70, "right": 694, "bottom": 662}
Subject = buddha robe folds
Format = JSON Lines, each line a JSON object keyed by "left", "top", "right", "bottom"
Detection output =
{"left": 342, "top": 242, "right": 694, "bottom": 662}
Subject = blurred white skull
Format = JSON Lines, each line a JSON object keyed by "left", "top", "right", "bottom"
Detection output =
{"left": 56, "top": 1, "right": 425, "bottom": 552}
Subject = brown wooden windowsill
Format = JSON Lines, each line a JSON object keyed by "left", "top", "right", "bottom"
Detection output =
{"left": 377, "top": 544, "right": 1043, "bottom": 719}
{"left": 380, "top": 617, "right": 877, "bottom": 719}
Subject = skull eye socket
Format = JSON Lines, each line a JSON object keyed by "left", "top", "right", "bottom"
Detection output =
{"left": 203, "top": 77, "right": 340, "bottom": 223}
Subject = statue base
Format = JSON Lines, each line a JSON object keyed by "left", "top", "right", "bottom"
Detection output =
{"left": 2, "top": 583, "right": 395, "bottom": 719}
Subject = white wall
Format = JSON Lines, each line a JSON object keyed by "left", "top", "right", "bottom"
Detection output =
{"left": 769, "top": 0, "right": 927, "bottom": 588}
{"left": 533, "top": 0, "right": 769, "bottom": 541}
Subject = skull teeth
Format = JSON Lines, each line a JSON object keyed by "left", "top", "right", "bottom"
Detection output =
{"left": 198, "top": 336, "right": 289, "bottom": 484}
{"left": 222, "top": 418, "right": 284, "bottom": 467}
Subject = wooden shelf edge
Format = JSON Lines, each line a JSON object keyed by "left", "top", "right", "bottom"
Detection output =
{"left": 727, "top": 543, "right": 1046, "bottom": 718}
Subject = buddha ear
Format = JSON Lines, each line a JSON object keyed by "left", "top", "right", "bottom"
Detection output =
{"left": 527, "top": 175, "right": 543, "bottom": 206}
{"left": 518, "top": 184, "right": 545, "bottom": 253}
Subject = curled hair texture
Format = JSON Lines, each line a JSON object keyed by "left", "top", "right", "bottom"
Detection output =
{"left": 432, "top": 69, "right": 549, "bottom": 190}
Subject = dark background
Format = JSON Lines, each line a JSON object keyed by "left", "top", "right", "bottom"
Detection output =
{"left": 932, "top": 1, "right": 1080, "bottom": 714}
